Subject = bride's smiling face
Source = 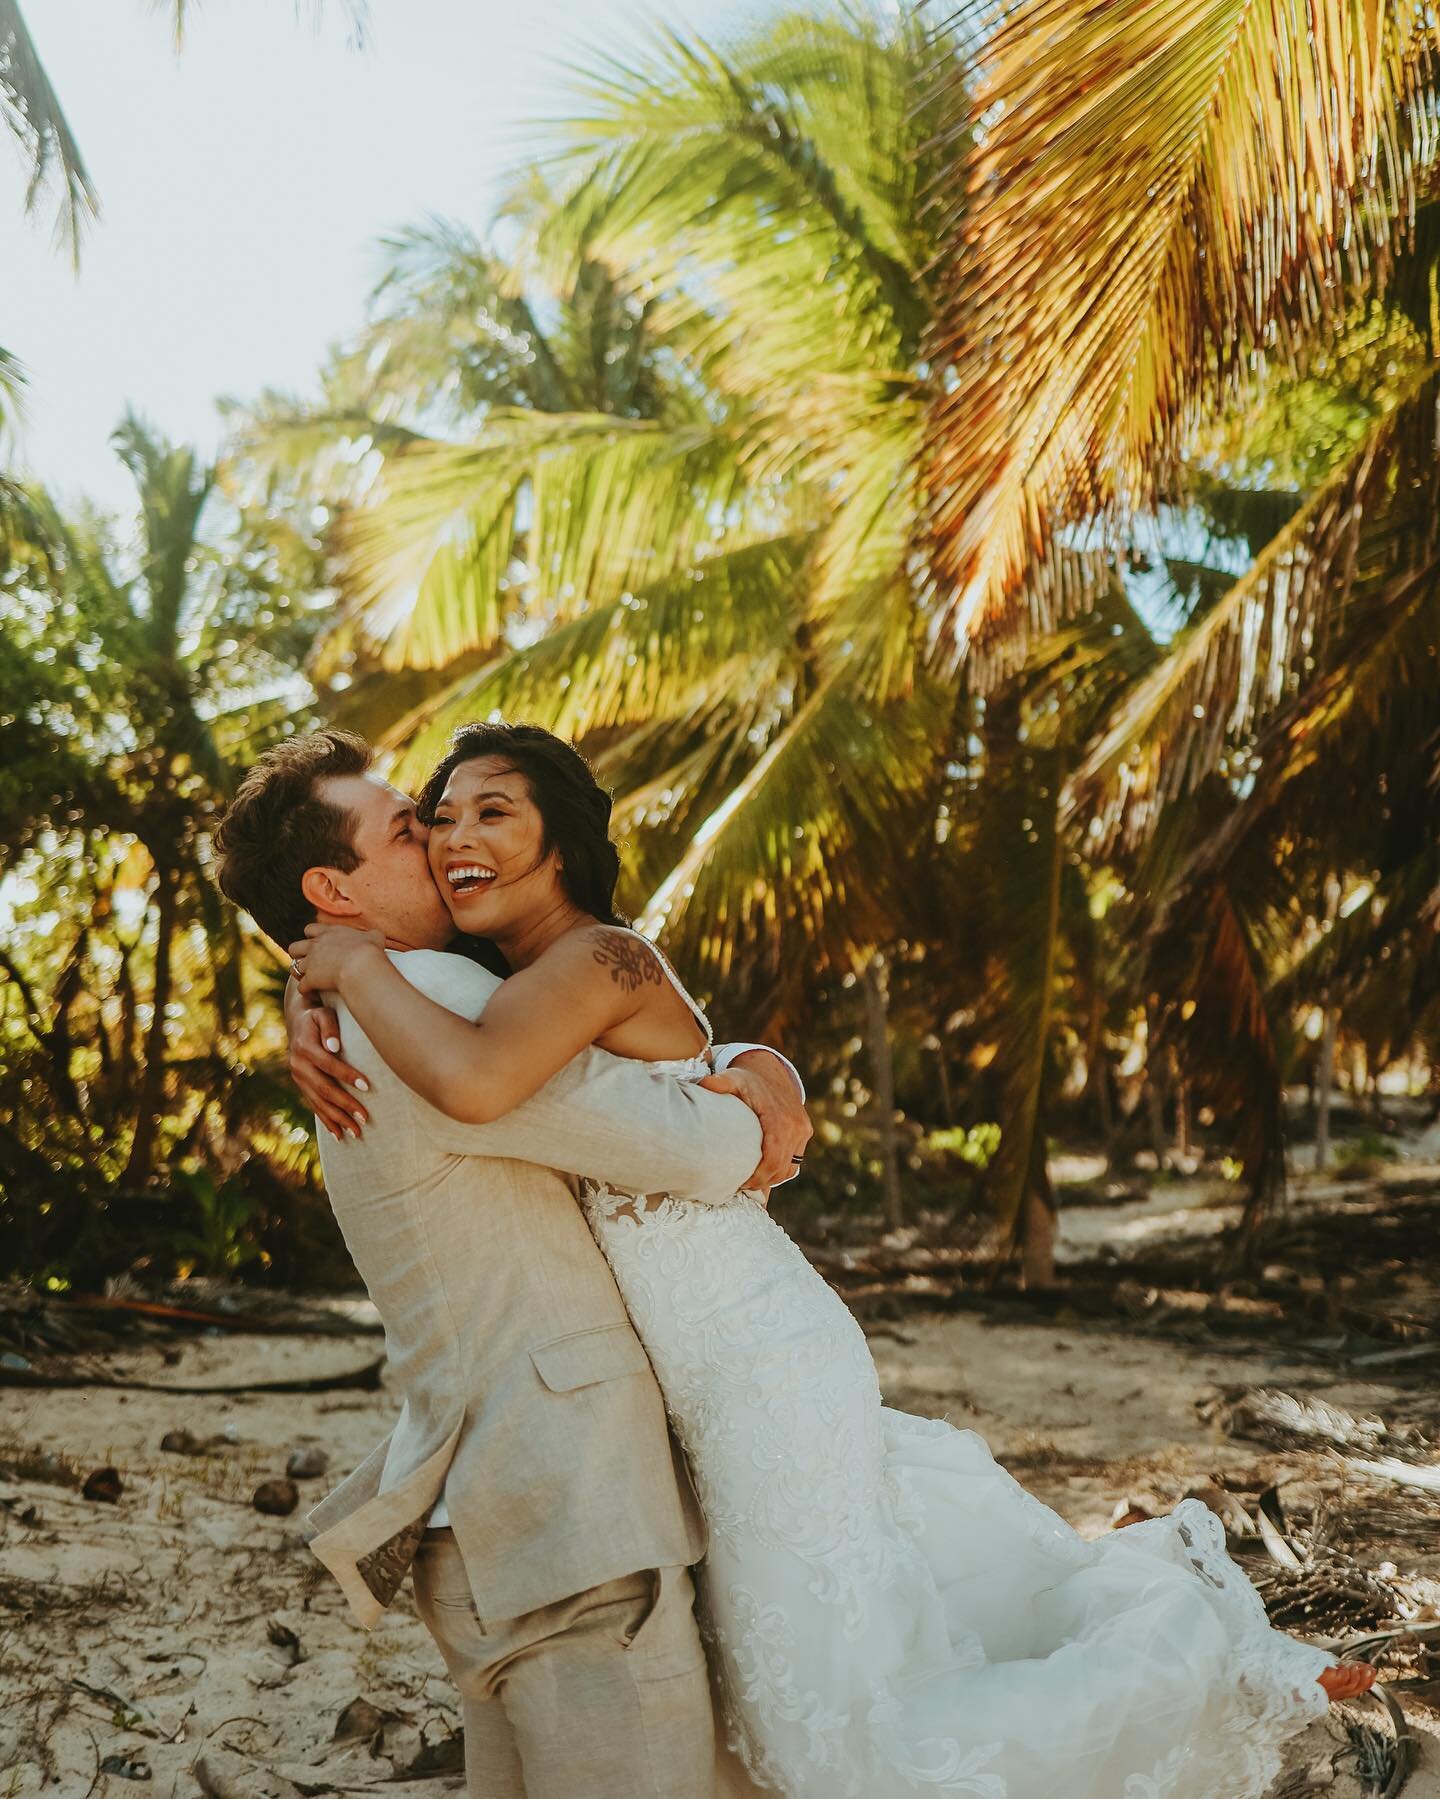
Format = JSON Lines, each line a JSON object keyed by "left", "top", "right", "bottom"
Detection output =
{"left": 425, "top": 755, "right": 566, "bottom": 933}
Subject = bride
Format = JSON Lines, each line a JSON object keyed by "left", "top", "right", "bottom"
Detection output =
{"left": 290, "top": 720, "right": 1374, "bottom": 1799}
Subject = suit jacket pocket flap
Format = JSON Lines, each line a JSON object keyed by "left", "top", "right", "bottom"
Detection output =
{"left": 530, "top": 1323, "right": 650, "bottom": 1393}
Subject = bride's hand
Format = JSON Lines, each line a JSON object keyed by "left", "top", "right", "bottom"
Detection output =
{"left": 285, "top": 1001, "right": 370, "bottom": 1140}
{"left": 288, "top": 922, "right": 387, "bottom": 998}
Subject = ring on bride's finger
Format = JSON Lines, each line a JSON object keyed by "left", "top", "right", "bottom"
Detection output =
{"left": 791, "top": 1154, "right": 804, "bottom": 1164}
{"left": 291, "top": 959, "right": 302, "bottom": 979}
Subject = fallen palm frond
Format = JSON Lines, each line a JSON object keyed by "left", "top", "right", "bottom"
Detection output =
{"left": 1344, "top": 1689, "right": 1414, "bottom": 1799}
{"left": 1232, "top": 1485, "right": 1426, "bottom": 1798}
{"left": 1207, "top": 1387, "right": 1437, "bottom": 1465}
{"left": 0, "top": 1281, "right": 381, "bottom": 1365}
{"left": 1245, "top": 1485, "right": 1410, "bottom": 1636}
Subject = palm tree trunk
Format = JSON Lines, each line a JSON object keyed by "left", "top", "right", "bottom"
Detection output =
{"left": 1082, "top": 983, "right": 1110, "bottom": 1146}
{"left": 1143, "top": 1006, "right": 1170, "bottom": 1171}
{"left": 863, "top": 953, "right": 903, "bottom": 1232}
{"left": 1173, "top": 1055, "right": 1192, "bottom": 1160}
{"left": 1095, "top": 1049, "right": 1115, "bottom": 1157}
{"left": 1176, "top": 1082, "right": 1191, "bottom": 1159}
{"left": 1021, "top": 1126, "right": 1057, "bottom": 1289}
{"left": 123, "top": 869, "right": 179, "bottom": 1187}
{"left": 1314, "top": 1008, "right": 1338, "bottom": 1172}
{"left": 932, "top": 1034, "right": 955, "bottom": 1127}
{"left": 1144, "top": 1075, "right": 1168, "bottom": 1170}
{"left": 1313, "top": 874, "right": 1342, "bottom": 1174}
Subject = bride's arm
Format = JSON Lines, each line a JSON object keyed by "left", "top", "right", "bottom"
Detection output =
{"left": 289, "top": 922, "right": 652, "bottom": 1125}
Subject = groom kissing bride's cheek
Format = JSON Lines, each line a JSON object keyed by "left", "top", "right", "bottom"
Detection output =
{"left": 214, "top": 721, "right": 1367, "bottom": 1799}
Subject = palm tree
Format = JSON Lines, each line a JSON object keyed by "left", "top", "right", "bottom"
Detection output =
{"left": 0, "top": 414, "right": 326, "bottom": 1227}
{"left": 927, "top": 4, "right": 1440, "bottom": 1239}
{"left": 233, "top": 7, "right": 1165, "bottom": 1280}
{"left": 243, "top": 3, "right": 1440, "bottom": 1275}
{"left": 235, "top": 9, "right": 962, "bottom": 1011}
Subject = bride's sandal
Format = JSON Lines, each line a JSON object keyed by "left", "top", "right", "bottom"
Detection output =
{"left": 1318, "top": 1662, "right": 1377, "bottom": 1702}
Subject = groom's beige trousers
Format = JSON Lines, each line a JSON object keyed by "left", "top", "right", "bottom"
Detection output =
{"left": 413, "top": 1528, "right": 715, "bottom": 1798}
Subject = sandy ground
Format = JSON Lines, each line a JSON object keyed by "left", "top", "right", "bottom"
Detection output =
{"left": 1, "top": 1312, "right": 1435, "bottom": 1797}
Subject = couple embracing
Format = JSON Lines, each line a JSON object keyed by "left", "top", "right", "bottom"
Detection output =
{"left": 215, "top": 721, "right": 1366, "bottom": 1799}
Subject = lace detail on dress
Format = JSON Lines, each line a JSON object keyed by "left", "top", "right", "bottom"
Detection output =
{"left": 585, "top": 1178, "right": 1332, "bottom": 1795}
{"left": 578, "top": 948, "right": 1330, "bottom": 1796}
{"left": 1115, "top": 1499, "right": 1333, "bottom": 1799}
{"left": 1124, "top": 1745, "right": 1194, "bottom": 1799}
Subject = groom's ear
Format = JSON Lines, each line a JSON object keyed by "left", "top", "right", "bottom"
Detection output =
{"left": 300, "top": 865, "right": 361, "bottom": 920}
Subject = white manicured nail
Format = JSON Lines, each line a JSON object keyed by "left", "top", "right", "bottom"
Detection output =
{"left": 326, "top": 1037, "right": 341, "bottom": 1053}
{"left": 354, "top": 1077, "right": 370, "bottom": 1092}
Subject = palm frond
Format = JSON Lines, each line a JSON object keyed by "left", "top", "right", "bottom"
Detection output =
{"left": 0, "top": 341, "right": 25, "bottom": 442}
{"left": 360, "top": 218, "right": 592, "bottom": 420}
{"left": 220, "top": 391, "right": 425, "bottom": 511}
{"left": 526, "top": 11, "right": 945, "bottom": 392}
{"left": 925, "top": 0, "right": 1439, "bottom": 655}
{"left": 156, "top": 0, "right": 371, "bottom": 52}
{"left": 0, "top": 471, "right": 54, "bottom": 576}
{"left": 337, "top": 412, "right": 761, "bottom": 668}
{"left": 0, "top": 0, "right": 97, "bottom": 262}
{"left": 112, "top": 412, "right": 215, "bottom": 655}
{"left": 637, "top": 653, "right": 944, "bottom": 993}
{"left": 1271, "top": 844, "right": 1440, "bottom": 1016}
{"left": 1069, "top": 362, "right": 1440, "bottom": 848}
{"left": 382, "top": 530, "right": 811, "bottom": 785}
{"left": 1118, "top": 535, "right": 1439, "bottom": 1038}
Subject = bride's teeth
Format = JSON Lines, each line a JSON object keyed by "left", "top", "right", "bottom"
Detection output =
{"left": 447, "top": 864, "right": 496, "bottom": 890}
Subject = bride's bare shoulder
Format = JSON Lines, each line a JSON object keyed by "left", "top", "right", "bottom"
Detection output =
{"left": 537, "top": 925, "right": 706, "bottom": 1058}
{"left": 578, "top": 924, "right": 668, "bottom": 994}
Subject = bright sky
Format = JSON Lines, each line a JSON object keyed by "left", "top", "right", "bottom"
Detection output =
{"left": 1, "top": 0, "right": 760, "bottom": 512}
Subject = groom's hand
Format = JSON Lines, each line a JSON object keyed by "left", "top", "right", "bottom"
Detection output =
{"left": 700, "top": 1053, "right": 812, "bottom": 1189}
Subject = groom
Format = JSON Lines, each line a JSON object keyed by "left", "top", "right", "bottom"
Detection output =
{"left": 213, "top": 729, "right": 808, "bottom": 1799}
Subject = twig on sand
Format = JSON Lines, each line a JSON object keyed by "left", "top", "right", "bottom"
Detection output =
{"left": 65, "top": 1293, "right": 381, "bottom": 1336}
{"left": 81, "top": 1729, "right": 101, "bottom": 1799}
{"left": 0, "top": 1356, "right": 385, "bottom": 1395}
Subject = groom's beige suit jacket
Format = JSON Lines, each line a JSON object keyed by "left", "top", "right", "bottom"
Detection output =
{"left": 304, "top": 949, "right": 761, "bottom": 1632}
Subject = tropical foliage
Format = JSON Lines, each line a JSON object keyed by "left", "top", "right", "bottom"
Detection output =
{"left": 2, "top": 0, "right": 369, "bottom": 250}
{"left": 229, "top": 7, "right": 1107, "bottom": 1266}
{"left": 1, "top": 0, "right": 97, "bottom": 262}
{"left": 2, "top": 1, "right": 1437, "bottom": 1294}
{"left": 921, "top": 0, "right": 1440, "bottom": 1244}
{"left": 231, "top": 10, "right": 959, "bottom": 1009}
{"left": 0, "top": 416, "right": 331, "bottom": 1281}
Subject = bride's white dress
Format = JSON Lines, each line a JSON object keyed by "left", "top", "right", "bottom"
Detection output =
{"left": 581, "top": 952, "right": 1332, "bottom": 1798}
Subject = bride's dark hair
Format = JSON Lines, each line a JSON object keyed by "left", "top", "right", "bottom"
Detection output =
{"left": 415, "top": 721, "right": 627, "bottom": 928}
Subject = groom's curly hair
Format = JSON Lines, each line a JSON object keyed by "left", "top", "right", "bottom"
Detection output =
{"left": 416, "top": 722, "right": 626, "bottom": 928}
{"left": 213, "top": 729, "right": 372, "bottom": 949}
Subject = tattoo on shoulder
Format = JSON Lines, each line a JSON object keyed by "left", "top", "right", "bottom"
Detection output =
{"left": 590, "top": 929, "right": 665, "bottom": 994}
